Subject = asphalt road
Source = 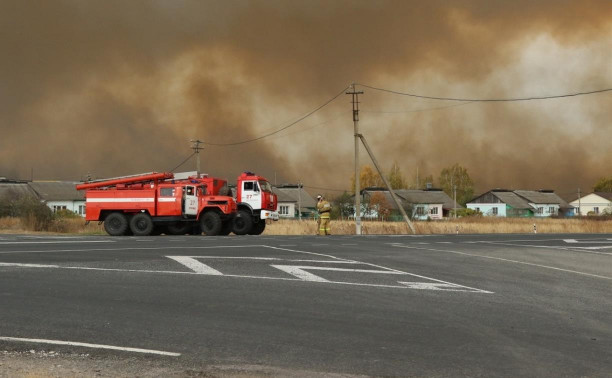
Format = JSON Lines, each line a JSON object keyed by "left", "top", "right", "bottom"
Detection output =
{"left": 1, "top": 233, "right": 611, "bottom": 377}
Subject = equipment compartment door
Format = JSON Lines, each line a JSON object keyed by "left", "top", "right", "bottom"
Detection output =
{"left": 184, "top": 186, "right": 198, "bottom": 216}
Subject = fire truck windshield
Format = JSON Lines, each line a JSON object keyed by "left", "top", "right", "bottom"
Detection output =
{"left": 258, "top": 180, "right": 272, "bottom": 193}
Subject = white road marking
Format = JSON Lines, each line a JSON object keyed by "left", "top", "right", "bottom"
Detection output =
{"left": 264, "top": 245, "right": 351, "bottom": 261}
{"left": 481, "top": 241, "right": 612, "bottom": 256}
{"left": 0, "top": 240, "right": 113, "bottom": 245}
{"left": 0, "top": 336, "right": 180, "bottom": 356}
{"left": 563, "top": 239, "right": 612, "bottom": 245}
{"left": 186, "top": 256, "right": 359, "bottom": 263}
{"left": 574, "top": 245, "right": 612, "bottom": 250}
{"left": 0, "top": 244, "right": 268, "bottom": 255}
{"left": 0, "top": 260, "right": 491, "bottom": 293}
{"left": 270, "top": 265, "right": 329, "bottom": 282}
{"left": 166, "top": 256, "right": 223, "bottom": 275}
{"left": 392, "top": 244, "right": 612, "bottom": 280}
{"left": 398, "top": 282, "right": 476, "bottom": 292}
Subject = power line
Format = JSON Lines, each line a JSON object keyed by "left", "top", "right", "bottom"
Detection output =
{"left": 362, "top": 101, "right": 474, "bottom": 114}
{"left": 203, "top": 86, "right": 349, "bottom": 146}
{"left": 357, "top": 83, "right": 612, "bottom": 102}
{"left": 169, "top": 152, "right": 196, "bottom": 172}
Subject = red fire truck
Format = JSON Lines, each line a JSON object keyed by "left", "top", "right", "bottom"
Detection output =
{"left": 76, "top": 172, "right": 237, "bottom": 236}
{"left": 230, "top": 172, "right": 279, "bottom": 235}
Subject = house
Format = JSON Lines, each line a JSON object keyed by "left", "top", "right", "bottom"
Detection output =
{"left": 272, "top": 184, "right": 317, "bottom": 218}
{"left": 467, "top": 189, "right": 572, "bottom": 217}
{"left": 569, "top": 192, "right": 612, "bottom": 216}
{"left": 28, "top": 181, "right": 86, "bottom": 217}
{"left": 0, "top": 178, "right": 38, "bottom": 216}
{"left": 360, "top": 187, "right": 459, "bottom": 220}
{"left": 0, "top": 177, "right": 37, "bottom": 200}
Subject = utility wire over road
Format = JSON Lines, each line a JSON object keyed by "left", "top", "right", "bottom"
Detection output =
{"left": 357, "top": 83, "right": 612, "bottom": 102}
{"left": 199, "top": 82, "right": 612, "bottom": 147}
{"left": 203, "top": 86, "right": 350, "bottom": 146}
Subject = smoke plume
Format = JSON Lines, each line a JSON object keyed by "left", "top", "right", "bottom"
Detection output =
{"left": 1, "top": 0, "right": 611, "bottom": 197}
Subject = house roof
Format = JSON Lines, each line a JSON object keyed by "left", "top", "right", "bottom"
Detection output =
{"left": 470, "top": 189, "right": 571, "bottom": 210}
{"left": 490, "top": 191, "right": 532, "bottom": 209}
{"left": 514, "top": 190, "right": 570, "bottom": 209}
{"left": 28, "top": 181, "right": 85, "bottom": 201}
{"left": 362, "top": 188, "right": 460, "bottom": 210}
{"left": 0, "top": 182, "right": 37, "bottom": 199}
{"left": 593, "top": 192, "right": 612, "bottom": 201}
{"left": 395, "top": 189, "right": 459, "bottom": 209}
{"left": 272, "top": 186, "right": 317, "bottom": 208}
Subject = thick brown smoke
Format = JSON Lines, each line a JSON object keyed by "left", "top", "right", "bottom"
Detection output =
{"left": 1, "top": 0, "right": 611, "bottom": 196}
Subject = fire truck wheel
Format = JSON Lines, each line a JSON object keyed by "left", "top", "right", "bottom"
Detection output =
{"left": 129, "top": 213, "right": 154, "bottom": 236}
{"left": 200, "top": 212, "right": 222, "bottom": 236}
{"left": 104, "top": 212, "right": 129, "bottom": 236}
{"left": 232, "top": 210, "right": 253, "bottom": 235}
{"left": 248, "top": 221, "right": 266, "bottom": 235}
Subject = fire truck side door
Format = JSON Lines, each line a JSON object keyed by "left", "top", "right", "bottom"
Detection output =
{"left": 242, "top": 181, "right": 261, "bottom": 210}
{"left": 184, "top": 185, "right": 198, "bottom": 216}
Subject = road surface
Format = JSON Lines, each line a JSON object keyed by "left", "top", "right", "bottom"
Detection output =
{"left": 1, "top": 233, "right": 611, "bottom": 376}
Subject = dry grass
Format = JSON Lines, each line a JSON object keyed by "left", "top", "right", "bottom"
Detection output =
{"left": 0, "top": 216, "right": 105, "bottom": 235}
{"left": 2, "top": 216, "right": 611, "bottom": 236}
{"left": 264, "top": 217, "right": 612, "bottom": 235}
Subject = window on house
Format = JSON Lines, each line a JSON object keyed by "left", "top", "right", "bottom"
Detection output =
{"left": 78, "top": 205, "right": 86, "bottom": 215}
{"left": 492, "top": 207, "right": 498, "bottom": 215}
{"left": 416, "top": 206, "right": 425, "bottom": 216}
{"left": 430, "top": 207, "right": 438, "bottom": 215}
{"left": 594, "top": 207, "right": 599, "bottom": 214}
{"left": 475, "top": 207, "right": 480, "bottom": 213}
{"left": 537, "top": 207, "right": 544, "bottom": 214}
{"left": 548, "top": 206, "right": 555, "bottom": 214}
{"left": 279, "top": 205, "right": 290, "bottom": 215}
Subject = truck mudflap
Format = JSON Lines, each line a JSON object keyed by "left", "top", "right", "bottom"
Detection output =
{"left": 260, "top": 211, "right": 279, "bottom": 221}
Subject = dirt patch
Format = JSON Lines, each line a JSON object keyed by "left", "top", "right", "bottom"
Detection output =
{"left": 0, "top": 349, "right": 363, "bottom": 378}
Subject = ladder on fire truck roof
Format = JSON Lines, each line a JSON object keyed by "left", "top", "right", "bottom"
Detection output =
{"left": 76, "top": 172, "right": 174, "bottom": 190}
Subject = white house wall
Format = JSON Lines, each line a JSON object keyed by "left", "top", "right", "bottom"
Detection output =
{"left": 529, "top": 203, "right": 559, "bottom": 217}
{"left": 278, "top": 202, "right": 296, "bottom": 218}
{"left": 570, "top": 194, "right": 612, "bottom": 215}
{"left": 46, "top": 200, "right": 86, "bottom": 217}
{"left": 466, "top": 203, "right": 506, "bottom": 217}
{"left": 412, "top": 204, "right": 443, "bottom": 220}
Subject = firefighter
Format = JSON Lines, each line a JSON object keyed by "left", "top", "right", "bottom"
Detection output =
{"left": 317, "top": 194, "right": 331, "bottom": 235}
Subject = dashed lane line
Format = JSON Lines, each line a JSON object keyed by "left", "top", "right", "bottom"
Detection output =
{"left": 0, "top": 336, "right": 181, "bottom": 356}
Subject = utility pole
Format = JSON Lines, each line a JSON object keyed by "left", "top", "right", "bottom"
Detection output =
{"left": 453, "top": 184, "right": 457, "bottom": 218}
{"left": 298, "top": 180, "right": 302, "bottom": 221}
{"left": 190, "top": 139, "right": 203, "bottom": 177}
{"left": 347, "top": 83, "right": 364, "bottom": 235}
{"left": 358, "top": 134, "right": 416, "bottom": 234}
{"left": 578, "top": 188, "right": 582, "bottom": 216}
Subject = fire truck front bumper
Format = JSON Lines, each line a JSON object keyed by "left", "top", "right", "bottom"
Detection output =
{"left": 260, "top": 211, "right": 279, "bottom": 221}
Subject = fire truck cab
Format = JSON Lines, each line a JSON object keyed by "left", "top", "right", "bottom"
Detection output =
{"left": 231, "top": 172, "right": 279, "bottom": 235}
{"left": 76, "top": 172, "right": 236, "bottom": 236}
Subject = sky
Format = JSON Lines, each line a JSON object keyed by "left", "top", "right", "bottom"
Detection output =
{"left": 1, "top": 0, "right": 611, "bottom": 198}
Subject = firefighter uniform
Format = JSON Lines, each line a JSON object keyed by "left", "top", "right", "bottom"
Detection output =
{"left": 317, "top": 197, "right": 331, "bottom": 235}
